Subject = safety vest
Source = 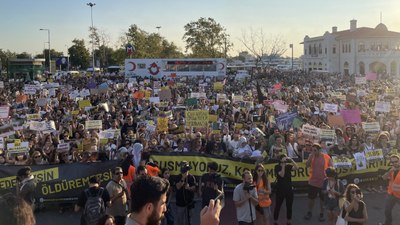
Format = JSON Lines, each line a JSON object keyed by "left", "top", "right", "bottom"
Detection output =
{"left": 388, "top": 170, "right": 400, "bottom": 198}
{"left": 256, "top": 179, "right": 272, "bottom": 207}
{"left": 309, "top": 153, "right": 331, "bottom": 179}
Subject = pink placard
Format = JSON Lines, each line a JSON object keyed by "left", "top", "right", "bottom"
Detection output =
{"left": 340, "top": 109, "right": 361, "bottom": 124}
{"left": 365, "top": 72, "right": 377, "bottom": 81}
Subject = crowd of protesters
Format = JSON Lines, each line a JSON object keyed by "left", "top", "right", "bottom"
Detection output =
{"left": 0, "top": 68, "right": 400, "bottom": 225}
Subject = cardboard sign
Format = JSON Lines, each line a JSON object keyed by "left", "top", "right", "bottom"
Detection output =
{"left": 355, "top": 77, "right": 367, "bottom": 84}
{"left": 157, "top": 117, "right": 169, "bottom": 132}
{"left": 374, "top": 101, "right": 391, "bottom": 113}
{"left": 364, "top": 149, "right": 384, "bottom": 161}
{"left": 302, "top": 124, "right": 319, "bottom": 138}
{"left": 332, "top": 156, "right": 352, "bottom": 169}
{"left": 57, "top": 143, "right": 70, "bottom": 152}
{"left": 327, "top": 114, "right": 345, "bottom": 128}
{"left": 340, "top": 109, "right": 361, "bottom": 124}
{"left": 362, "top": 122, "right": 380, "bottom": 133}
{"left": 0, "top": 106, "right": 9, "bottom": 119}
{"left": 323, "top": 103, "right": 338, "bottom": 113}
{"left": 159, "top": 89, "right": 172, "bottom": 101}
{"left": 78, "top": 100, "right": 92, "bottom": 109}
{"left": 185, "top": 110, "right": 209, "bottom": 128}
{"left": 85, "top": 120, "right": 103, "bottom": 130}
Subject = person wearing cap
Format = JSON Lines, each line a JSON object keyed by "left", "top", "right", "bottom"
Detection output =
{"left": 16, "top": 166, "right": 37, "bottom": 207}
{"left": 304, "top": 143, "right": 333, "bottom": 221}
{"left": 321, "top": 167, "right": 345, "bottom": 225}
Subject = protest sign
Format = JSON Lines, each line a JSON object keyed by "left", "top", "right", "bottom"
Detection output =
{"left": 185, "top": 110, "right": 208, "bottom": 128}
{"left": 340, "top": 109, "right": 361, "bottom": 124}
{"left": 276, "top": 112, "right": 297, "bottom": 130}
{"left": 319, "top": 129, "right": 335, "bottom": 140}
{"left": 232, "top": 95, "right": 243, "bottom": 103}
{"left": 362, "top": 122, "right": 380, "bottom": 133}
{"left": 302, "top": 124, "right": 319, "bottom": 138}
{"left": 332, "top": 156, "right": 353, "bottom": 169}
{"left": 186, "top": 98, "right": 198, "bottom": 106}
{"left": 157, "top": 117, "right": 169, "bottom": 132}
{"left": 374, "top": 101, "right": 391, "bottom": 113}
{"left": 26, "top": 113, "right": 41, "bottom": 121}
{"left": 78, "top": 100, "right": 92, "bottom": 109}
{"left": 355, "top": 77, "right": 366, "bottom": 84}
{"left": 16, "top": 94, "right": 28, "bottom": 103}
{"left": 37, "top": 98, "right": 49, "bottom": 107}
{"left": 190, "top": 93, "right": 206, "bottom": 99}
{"left": 327, "top": 114, "right": 345, "bottom": 128}
{"left": 149, "top": 97, "right": 160, "bottom": 104}
{"left": 159, "top": 89, "right": 172, "bottom": 101}
{"left": 57, "top": 143, "right": 70, "bottom": 152}
{"left": 323, "top": 103, "right": 338, "bottom": 113}
{"left": 85, "top": 120, "right": 102, "bottom": 130}
{"left": 272, "top": 101, "right": 288, "bottom": 113}
{"left": 0, "top": 124, "right": 14, "bottom": 138}
{"left": 353, "top": 152, "right": 367, "bottom": 170}
{"left": 24, "top": 85, "right": 37, "bottom": 95}
{"left": 0, "top": 106, "right": 9, "bottom": 119}
{"left": 213, "top": 82, "right": 224, "bottom": 91}
{"left": 208, "top": 114, "right": 218, "bottom": 122}
{"left": 364, "top": 149, "right": 384, "bottom": 161}
{"left": 366, "top": 72, "right": 377, "bottom": 80}
{"left": 7, "top": 142, "right": 29, "bottom": 154}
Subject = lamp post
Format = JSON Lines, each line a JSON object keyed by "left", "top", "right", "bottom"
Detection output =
{"left": 87, "top": 2, "right": 96, "bottom": 72}
{"left": 290, "top": 43, "right": 293, "bottom": 84}
{"left": 39, "top": 28, "right": 51, "bottom": 73}
{"left": 65, "top": 45, "right": 70, "bottom": 71}
{"left": 156, "top": 26, "right": 161, "bottom": 34}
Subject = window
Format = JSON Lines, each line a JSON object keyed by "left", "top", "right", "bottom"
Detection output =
{"left": 325, "top": 48, "right": 327, "bottom": 54}
{"left": 358, "top": 42, "right": 365, "bottom": 52}
{"left": 319, "top": 44, "right": 322, "bottom": 54}
{"left": 309, "top": 45, "right": 312, "bottom": 55}
{"left": 348, "top": 44, "right": 351, "bottom": 53}
{"left": 333, "top": 47, "right": 336, "bottom": 54}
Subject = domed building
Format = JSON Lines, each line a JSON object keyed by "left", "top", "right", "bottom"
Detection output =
{"left": 302, "top": 19, "right": 400, "bottom": 76}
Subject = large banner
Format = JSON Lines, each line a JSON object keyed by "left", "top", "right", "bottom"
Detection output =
{"left": 0, "top": 154, "right": 391, "bottom": 201}
{"left": 0, "top": 161, "right": 118, "bottom": 202}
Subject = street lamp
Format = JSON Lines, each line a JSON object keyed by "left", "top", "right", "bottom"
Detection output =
{"left": 39, "top": 28, "right": 51, "bottom": 73}
{"left": 156, "top": 26, "right": 161, "bottom": 34}
{"left": 87, "top": 2, "right": 96, "bottom": 72}
{"left": 290, "top": 44, "right": 294, "bottom": 84}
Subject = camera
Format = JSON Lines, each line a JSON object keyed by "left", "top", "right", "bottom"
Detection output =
{"left": 243, "top": 182, "right": 256, "bottom": 191}
{"left": 180, "top": 162, "right": 192, "bottom": 173}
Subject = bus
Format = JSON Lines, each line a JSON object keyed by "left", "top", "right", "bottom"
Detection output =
{"left": 124, "top": 58, "right": 226, "bottom": 78}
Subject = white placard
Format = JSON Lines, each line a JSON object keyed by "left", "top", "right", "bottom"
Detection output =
{"left": 0, "top": 106, "right": 9, "bottom": 119}
{"left": 353, "top": 152, "right": 367, "bottom": 170}
{"left": 57, "top": 143, "right": 70, "bottom": 152}
{"left": 302, "top": 124, "right": 320, "bottom": 138}
{"left": 323, "top": 103, "right": 338, "bottom": 113}
{"left": 149, "top": 97, "right": 160, "bottom": 104}
{"left": 85, "top": 120, "right": 103, "bottom": 130}
{"left": 355, "top": 77, "right": 366, "bottom": 84}
{"left": 374, "top": 101, "right": 391, "bottom": 113}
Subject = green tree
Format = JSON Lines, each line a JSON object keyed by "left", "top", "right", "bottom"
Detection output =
{"left": 16, "top": 52, "right": 32, "bottom": 59}
{"left": 123, "top": 24, "right": 182, "bottom": 58}
{"left": 182, "top": 17, "right": 232, "bottom": 58}
{"left": 0, "top": 49, "right": 16, "bottom": 71}
{"left": 68, "top": 39, "right": 91, "bottom": 70}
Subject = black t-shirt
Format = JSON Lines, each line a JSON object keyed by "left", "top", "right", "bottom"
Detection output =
{"left": 274, "top": 164, "right": 293, "bottom": 191}
{"left": 174, "top": 174, "right": 196, "bottom": 207}
{"left": 201, "top": 173, "right": 222, "bottom": 207}
{"left": 77, "top": 186, "right": 110, "bottom": 208}
{"left": 121, "top": 123, "right": 137, "bottom": 138}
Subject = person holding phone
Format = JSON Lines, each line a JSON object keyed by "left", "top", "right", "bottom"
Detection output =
{"left": 342, "top": 184, "right": 368, "bottom": 225}
{"left": 380, "top": 154, "right": 400, "bottom": 225}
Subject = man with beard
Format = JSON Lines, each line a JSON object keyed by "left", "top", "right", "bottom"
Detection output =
{"left": 126, "top": 175, "right": 170, "bottom": 225}
{"left": 106, "top": 167, "right": 130, "bottom": 225}
{"left": 16, "top": 166, "right": 37, "bottom": 208}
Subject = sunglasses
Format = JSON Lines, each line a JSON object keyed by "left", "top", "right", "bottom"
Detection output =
{"left": 257, "top": 170, "right": 264, "bottom": 172}
{"left": 34, "top": 155, "right": 41, "bottom": 159}
{"left": 391, "top": 161, "right": 399, "bottom": 164}
{"left": 115, "top": 172, "right": 123, "bottom": 175}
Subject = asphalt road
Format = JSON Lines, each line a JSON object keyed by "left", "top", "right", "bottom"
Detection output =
{"left": 36, "top": 192, "right": 399, "bottom": 225}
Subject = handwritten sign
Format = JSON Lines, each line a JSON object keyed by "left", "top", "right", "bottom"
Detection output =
{"left": 374, "top": 101, "right": 391, "bottom": 113}
{"left": 185, "top": 110, "right": 209, "bottom": 128}
{"left": 85, "top": 120, "right": 103, "bottom": 130}
{"left": 57, "top": 143, "right": 70, "bottom": 152}
{"left": 323, "top": 103, "right": 338, "bottom": 113}
{"left": 302, "top": 124, "right": 319, "bottom": 138}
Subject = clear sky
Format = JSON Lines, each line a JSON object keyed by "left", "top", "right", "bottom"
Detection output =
{"left": 0, "top": 0, "right": 399, "bottom": 58}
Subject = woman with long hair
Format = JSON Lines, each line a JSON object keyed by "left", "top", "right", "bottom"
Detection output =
{"left": 322, "top": 167, "right": 345, "bottom": 225}
{"left": 120, "top": 154, "right": 135, "bottom": 194}
{"left": 98, "top": 214, "right": 116, "bottom": 225}
{"left": 342, "top": 184, "right": 368, "bottom": 225}
{"left": 273, "top": 154, "right": 298, "bottom": 225}
{"left": 253, "top": 164, "right": 272, "bottom": 225}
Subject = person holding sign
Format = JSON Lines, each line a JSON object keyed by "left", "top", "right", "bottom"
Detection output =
{"left": 304, "top": 143, "right": 333, "bottom": 221}
{"left": 380, "top": 154, "right": 400, "bottom": 225}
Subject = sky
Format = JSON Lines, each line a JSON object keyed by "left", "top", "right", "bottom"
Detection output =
{"left": 0, "top": 0, "right": 399, "bottom": 58}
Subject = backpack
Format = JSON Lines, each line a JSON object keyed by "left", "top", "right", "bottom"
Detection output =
{"left": 83, "top": 188, "right": 106, "bottom": 225}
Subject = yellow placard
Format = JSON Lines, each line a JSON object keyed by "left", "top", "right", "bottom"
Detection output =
{"left": 185, "top": 110, "right": 209, "bottom": 128}
{"left": 78, "top": 100, "right": 92, "bottom": 109}
{"left": 209, "top": 114, "right": 218, "bottom": 122}
{"left": 213, "top": 82, "right": 224, "bottom": 91}
{"left": 157, "top": 117, "right": 169, "bottom": 132}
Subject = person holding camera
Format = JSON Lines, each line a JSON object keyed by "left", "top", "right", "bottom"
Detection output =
{"left": 233, "top": 170, "right": 258, "bottom": 225}
{"left": 342, "top": 184, "right": 368, "bottom": 225}
{"left": 175, "top": 161, "right": 197, "bottom": 225}
{"left": 16, "top": 166, "right": 37, "bottom": 208}
{"left": 273, "top": 154, "right": 298, "bottom": 225}
{"left": 200, "top": 162, "right": 223, "bottom": 208}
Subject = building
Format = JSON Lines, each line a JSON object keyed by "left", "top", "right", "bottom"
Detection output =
{"left": 302, "top": 20, "right": 400, "bottom": 76}
{"left": 7, "top": 59, "right": 45, "bottom": 81}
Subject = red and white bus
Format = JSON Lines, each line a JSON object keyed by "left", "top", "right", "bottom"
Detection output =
{"left": 125, "top": 58, "right": 226, "bottom": 78}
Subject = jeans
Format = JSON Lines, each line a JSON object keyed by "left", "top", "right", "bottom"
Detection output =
{"left": 384, "top": 194, "right": 400, "bottom": 225}
{"left": 274, "top": 189, "right": 294, "bottom": 220}
{"left": 238, "top": 221, "right": 254, "bottom": 225}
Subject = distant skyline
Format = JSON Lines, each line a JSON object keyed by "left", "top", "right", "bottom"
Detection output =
{"left": 0, "top": 0, "right": 399, "bottom": 58}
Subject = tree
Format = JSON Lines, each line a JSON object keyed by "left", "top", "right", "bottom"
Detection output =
{"left": 182, "top": 17, "right": 232, "bottom": 58}
{"left": 239, "top": 29, "right": 287, "bottom": 74}
{"left": 68, "top": 39, "right": 91, "bottom": 70}
{"left": 16, "top": 52, "right": 32, "bottom": 59}
{"left": 122, "top": 24, "right": 182, "bottom": 58}
{"left": 0, "top": 49, "right": 16, "bottom": 71}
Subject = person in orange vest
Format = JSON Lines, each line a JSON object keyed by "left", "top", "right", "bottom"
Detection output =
{"left": 253, "top": 164, "right": 272, "bottom": 225}
{"left": 380, "top": 154, "right": 400, "bottom": 225}
{"left": 304, "top": 143, "right": 333, "bottom": 222}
